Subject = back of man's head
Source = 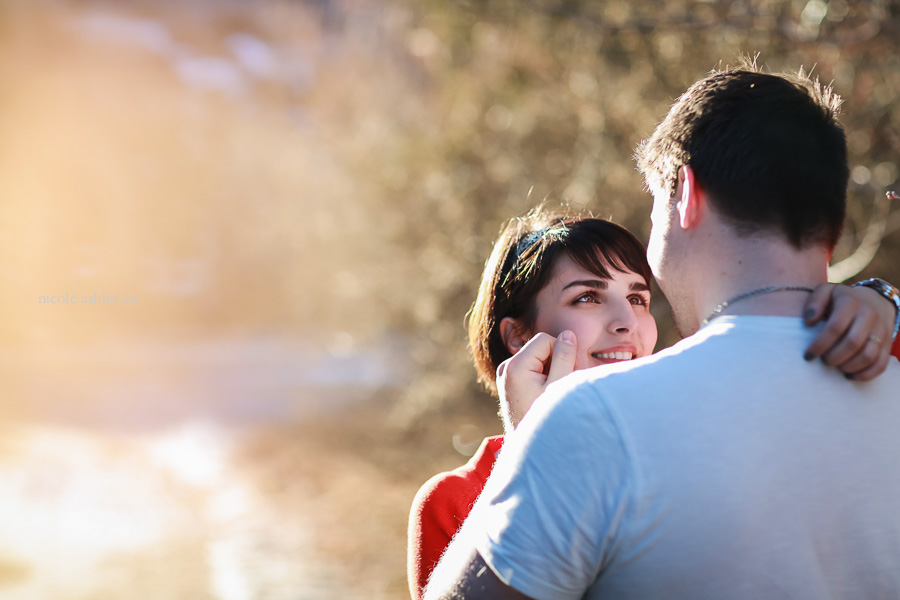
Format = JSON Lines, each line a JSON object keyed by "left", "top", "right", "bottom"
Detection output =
{"left": 637, "top": 61, "right": 848, "bottom": 250}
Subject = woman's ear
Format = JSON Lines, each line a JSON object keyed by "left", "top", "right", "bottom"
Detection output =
{"left": 499, "top": 317, "right": 531, "bottom": 354}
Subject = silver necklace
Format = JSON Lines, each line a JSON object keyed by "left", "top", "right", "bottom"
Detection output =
{"left": 702, "top": 285, "right": 814, "bottom": 327}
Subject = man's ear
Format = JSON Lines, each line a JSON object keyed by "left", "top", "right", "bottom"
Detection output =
{"left": 499, "top": 317, "right": 532, "bottom": 354}
{"left": 677, "top": 165, "right": 705, "bottom": 230}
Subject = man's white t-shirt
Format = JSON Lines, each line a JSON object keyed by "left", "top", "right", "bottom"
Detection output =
{"left": 461, "top": 316, "right": 900, "bottom": 600}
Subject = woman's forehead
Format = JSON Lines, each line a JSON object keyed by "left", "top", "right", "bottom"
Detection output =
{"left": 549, "top": 252, "right": 647, "bottom": 287}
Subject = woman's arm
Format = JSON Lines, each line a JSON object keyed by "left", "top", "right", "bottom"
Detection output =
{"left": 408, "top": 474, "right": 462, "bottom": 600}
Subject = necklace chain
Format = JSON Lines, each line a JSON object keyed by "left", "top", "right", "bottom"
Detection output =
{"left": 702, "top": 285, "right": 815, "bottom": 327}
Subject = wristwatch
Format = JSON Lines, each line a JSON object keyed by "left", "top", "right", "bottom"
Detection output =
{"left": 852, "top": 278, "right": 900, "bottom": 342}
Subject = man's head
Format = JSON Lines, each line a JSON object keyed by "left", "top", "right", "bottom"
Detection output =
{"left": 638, "top": 63, "right": 847, "bottom": 248}
{"left": 636, "top": 63, "right": 849, "bottom": 332}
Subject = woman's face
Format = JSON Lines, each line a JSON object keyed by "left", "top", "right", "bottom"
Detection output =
{"left": 529, "top": 253, "right": 658, "bottom": 370}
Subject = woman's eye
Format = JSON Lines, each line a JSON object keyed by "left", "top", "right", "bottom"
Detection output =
{"left": 574, "top": 292, "right": 598, "bottom": 304}
{"left": 629, "top": 295, "right": 650, "bottom": 307}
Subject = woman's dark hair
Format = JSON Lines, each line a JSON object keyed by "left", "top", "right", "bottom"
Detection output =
{"left": 467, "top": 205, "right": 652, "bottom": 396}
{"left": 636, "top": 61, "right": 847, "bottom": 250}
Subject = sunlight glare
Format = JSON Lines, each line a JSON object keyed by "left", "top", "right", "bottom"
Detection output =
{"left": 146, "top": 421, "right": 229, "bottom": 488}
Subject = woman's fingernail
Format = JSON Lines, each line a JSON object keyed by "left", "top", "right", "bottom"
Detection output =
{"left": 804, "top": 351, "right": 815, "bottom": 361}
{"left": 845, "top": 373, "right": 855, "bottom": 381}
{"left": 559, "top": 331, "right": 575, "bottom": 345}
{"left": 804, "top": 308, "right": 816, "bottom": 320}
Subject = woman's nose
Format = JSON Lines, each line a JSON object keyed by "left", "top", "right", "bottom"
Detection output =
{"left": 607, "top": 301, "right": 638, "bottom": 334}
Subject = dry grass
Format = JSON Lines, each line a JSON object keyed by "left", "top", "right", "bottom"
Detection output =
{"left": 236, "top": 394, "right": 500, "bottom": 598}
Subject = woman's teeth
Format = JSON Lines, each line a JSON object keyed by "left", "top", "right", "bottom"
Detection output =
{"left": 593, "top": 352, "right": 634, "bottom": 360}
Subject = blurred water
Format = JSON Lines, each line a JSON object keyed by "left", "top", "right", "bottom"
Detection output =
{"left": 0, "top": 337, "right": 409, "bottom": 598}
{"left": 1, "top": 336, "right": 409, "bottom": 430}
{"left": 0, "top": 422, "right": 360, "bottom": 599}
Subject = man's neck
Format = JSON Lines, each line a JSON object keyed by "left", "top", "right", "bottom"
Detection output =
{"left": 693, "top": 237, "right": 829, "bottom": 328}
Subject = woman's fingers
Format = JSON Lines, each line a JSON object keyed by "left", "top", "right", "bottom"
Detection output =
{"left": 805, "top": 295, "right": 857, "bottom": 362}
{"left": 824, "top": 308, "right": 878, "bottom": 368}
{"left": 803, "top": 283, "right": 836, "bottom": 326}
{"left": 847, "top": 348, "right": 892, "bottom": 382}
{"left": 545, "top": 331, "right": 577, "bottom": 385}
{"left": 806, "top": 283, "right": 893, "bottom": 379}
{"left": 515, "top": 332, "right": 558, "bottom": 377}
{"left": 497, "top": 331, "right": 578, "bottom": 432}
{"left": 838, "top": 335, "right": 890, "bottom": 380}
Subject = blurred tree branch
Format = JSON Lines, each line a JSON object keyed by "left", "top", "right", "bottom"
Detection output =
{"left": 829, "top": 191, "right": 897, "bottom": 282}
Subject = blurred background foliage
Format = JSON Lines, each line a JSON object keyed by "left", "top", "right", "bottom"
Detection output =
{"left": 2, "top": 0, "right": 898, "bottom": 425}
{"left": 1, "top": 0, "right": 899, "bottom": 595}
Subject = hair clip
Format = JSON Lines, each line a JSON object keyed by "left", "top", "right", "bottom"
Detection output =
{"left": 515, "top": 226, "right": 568, "bottom": 257}
{"left": 515, "top": 230, "right": 546, "bottom": 256}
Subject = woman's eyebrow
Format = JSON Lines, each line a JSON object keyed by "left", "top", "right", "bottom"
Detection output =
{"left": 561, "top": 278, "right": 651, "bottom": 292}
{"left": 562, "top": 279, "right": 607, "bottom": 291}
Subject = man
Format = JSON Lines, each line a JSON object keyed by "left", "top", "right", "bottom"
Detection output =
{"left": 425, "top": 65, "right": 900, "bottom": 599}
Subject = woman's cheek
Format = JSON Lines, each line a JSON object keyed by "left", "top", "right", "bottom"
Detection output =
{"left": 641, "top": 314, "right": 659, "bottom": 356}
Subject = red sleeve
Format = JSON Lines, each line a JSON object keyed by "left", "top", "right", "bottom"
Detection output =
{"left": 407, "top": 471, "right": 480, "bottom": 600}
{"left": 892, "top": 336, "right": 899, "bottom": 361}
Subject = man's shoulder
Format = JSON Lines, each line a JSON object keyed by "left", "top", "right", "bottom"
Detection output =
{"left": 873, "top": 353, "right": 900, "bottom": 388}
{"left": 550, "top": 317, "right": 835, "bottom": 402}
{"left": 554, "top": 324, "right": 728, "bottom": 392}
{"left": 556, "top": 316, "right": 900, "bottom": 409}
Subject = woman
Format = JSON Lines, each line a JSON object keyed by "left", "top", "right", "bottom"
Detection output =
{"left": 407, "top": 205, "right": 898, "bottom": 599}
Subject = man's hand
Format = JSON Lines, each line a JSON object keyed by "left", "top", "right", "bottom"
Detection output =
{"left": 803, "top": 283, "right": 894, "bottom": 381}
{"left": 496, "top": 330, "right": 577, "bottom": 432}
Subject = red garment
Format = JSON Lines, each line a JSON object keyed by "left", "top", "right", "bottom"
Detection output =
{"left": 407, "top": 435, "right": 504, "bottom": 600}
{"left": 893, "top": 336, "right": 900, "bottom": 361}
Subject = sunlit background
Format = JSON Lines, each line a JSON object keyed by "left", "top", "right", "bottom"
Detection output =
{"left": 0, "top": 0, "right": 898, "bottom": 597}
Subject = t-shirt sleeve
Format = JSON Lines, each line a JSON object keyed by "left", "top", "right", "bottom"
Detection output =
{"left": 465, "top": 378, "right": 636, "bottom": 600}
{"left": 407, "top": 472, "right": 474, "bottom": 600}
